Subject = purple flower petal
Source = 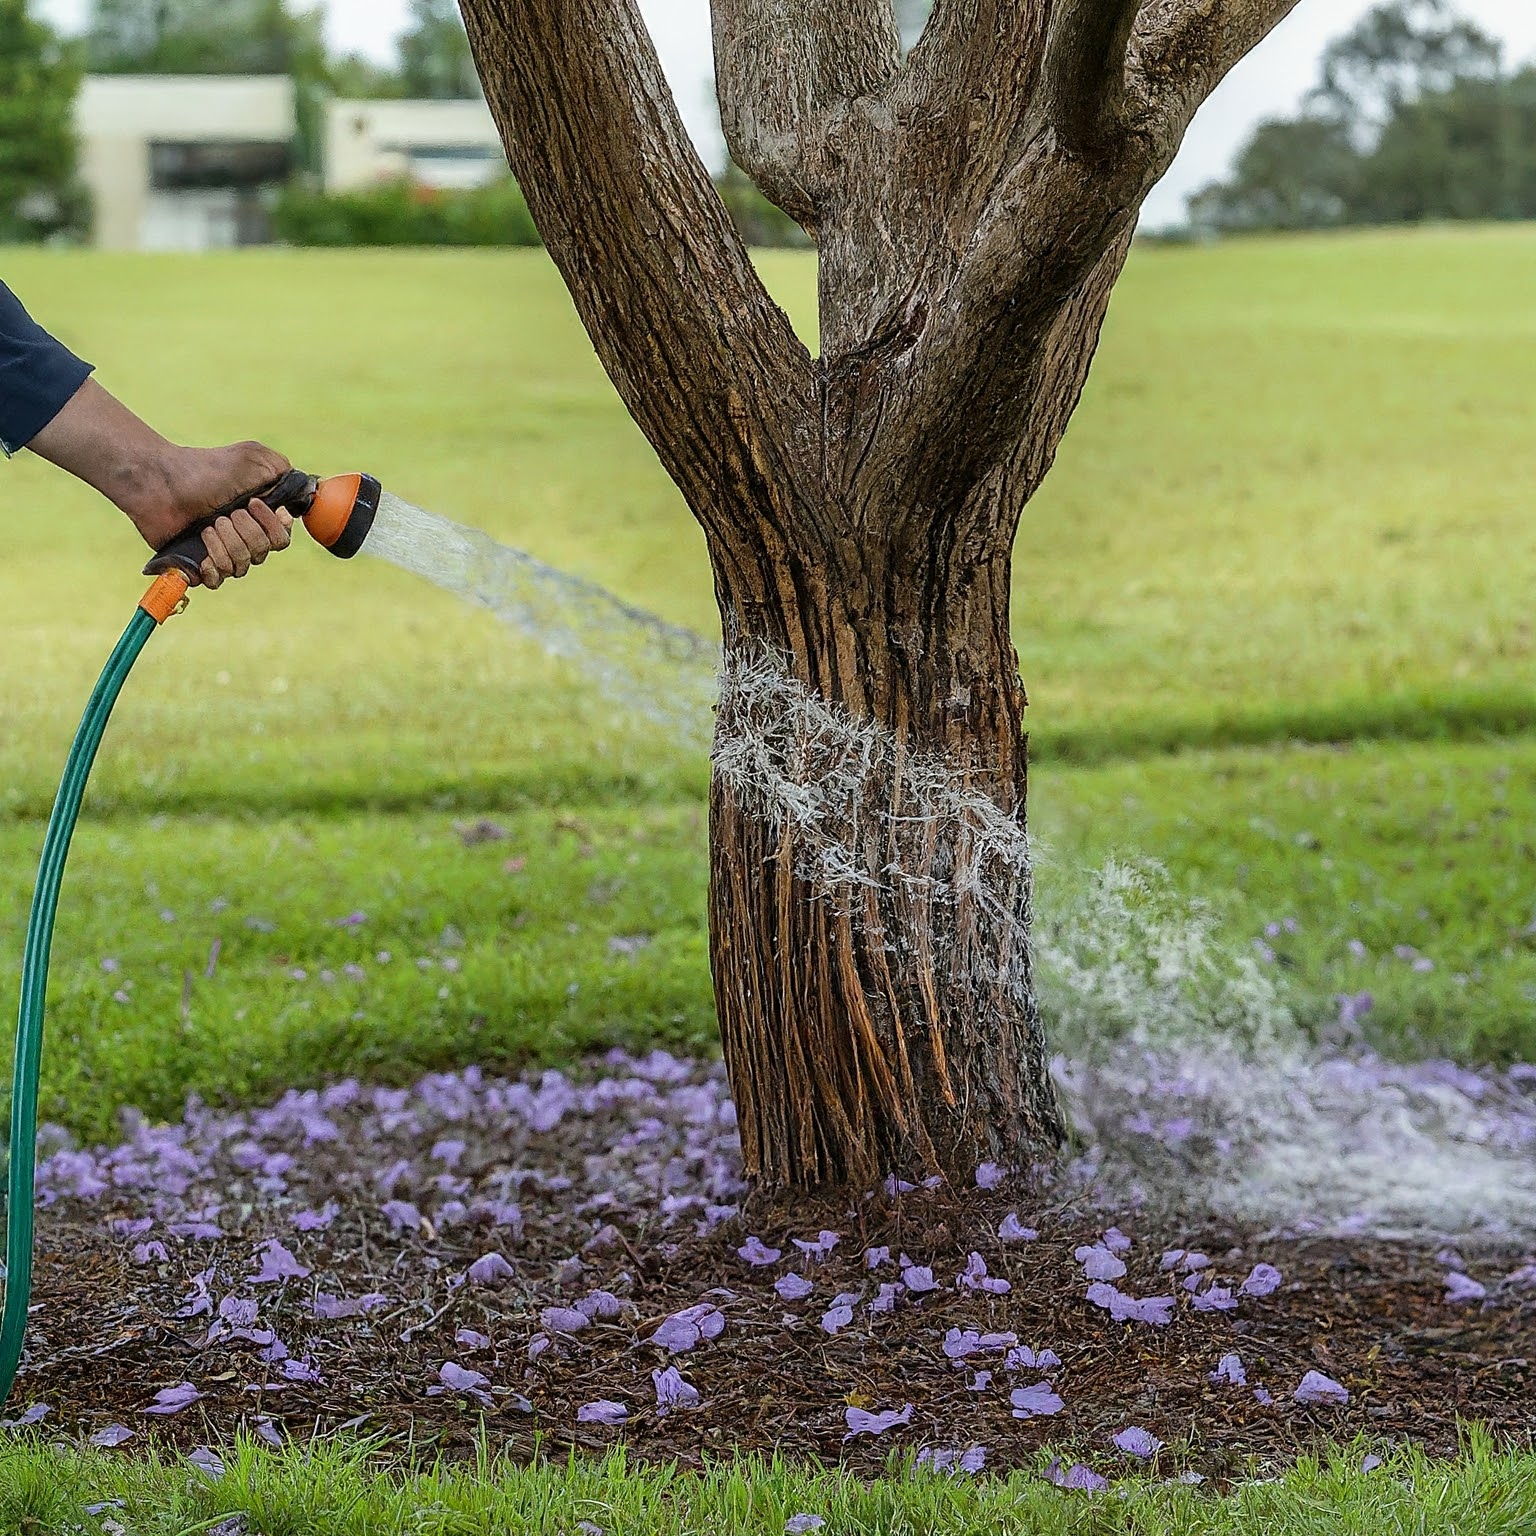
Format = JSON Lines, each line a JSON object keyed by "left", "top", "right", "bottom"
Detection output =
{"left": 143, "top": 1383, "right": 201, "bottom": 1416}
{"left": 249, "top": 1239, "right": 310, "bottom": 1284}
{"left": 187, "top": 1447, "right": 224, "bottom": 1479}
{"left": 974, "top": 1161, "right": 1008, "bottom": 1190}
{"left": 312, "top": 1292, "right": 388, "bottom": 1320}
{"left": 1086, "top": 1283, "right": 1175, "bottom": 1326}
{"left": 132, "top": 1241, "right": 169, "bottom": 1265}
{"left": 1010, "top": 1382, "right": 1064, "bottom": 1418}
{"left": 1293, "top": 1370, "right": 1349, "bottom": 1406}
{"left": 1253, "top": 1387, "right": 1275, "bottom": 1406}
{"left": 541, "top": 1306, "right": 590, "bottom": 1335}
{"left": 901, "top": 1263, "right": 938, "bottom": 1294}
{"left": 578, "top": 1290, "right": 623, "bottom": 1321}
{"left": 281, "top": 1357, "right": 321, "bottom": 1384}
{"left": 1046, "top": 1459, "right": 1108, "bottom": 1492}
{"left": 430, "top": 1361, "right": 491, "bottom": 1402}
{"left": 467, "top": 1252, "right": 514, "bottom": 1287}
{"left": 737, "top": 1235, "right": 781, "bottom": 1267}
{"left": 168, "top": 1221, "right": 224, "bottom": 1241}
{"left": 775, "top": 1273, "right": 814, "bottom": 1302}
{"left": 1209, "top": 1353, "right": 1247, "bottom": 1386}
{"left": 292, "top": 1203, "right": 338, "bottom": 1232}
{"left": 1113, "top": 1426, "right": 1162, "bottom": 1458}
{"left": 1075, "top": 1244, "right": 1127, "bottom": 1282}
{"left": 381, "top": 1199, "right": 423, "bottom": 1233}
{"left": 864, "top": 1245, "right": 890, "bottom": 1269}
{"left": 1239, "top": 1262, "right": 1282, "bottom": 1298}
{"left": 1361, "top": 1453, "right": 1384, "bottom": 1473}
{"left": 1192, "top": 1285, "right": 1238, "bottom": 1313}
{"left": 89, "top": 1423, "right": 135, "bottom": 1447}
{"left": 218, "top": 1297, "right": 259, "bottom": 1329}
{"left": 785, "top": 1518, "right": 826, "bottom": 1534}
{"left": 1444, "top": 1271, "right": 1487, "bottom": 1304}
{"left": 793, "top": 1230, "right": 841, "bottom": 1260}
{"left": 820, "top": 1304, "right": 854, "bottom": 1335}
{"left": 998, "top": 1213, "right": 1038, "bottom": 1242}
{"left": 1101, "top": 1227, "right": 1132, "bottom": 1255}
{"left": 577, "top": 1399, "right": 629, "bottom": 1426}
{"left": 455, "top": 1327, "right": 492, "bottom": 1351}
{"left": 843, "top": 1403, "right": 912, "bottom": 1439}
{"left": 652, "top": 1365, "right": 700, "bottom": 1413}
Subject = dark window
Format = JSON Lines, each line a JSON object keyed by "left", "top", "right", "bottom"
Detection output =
{"left": 149, "top": 141, "right": 291, "bottom": 191}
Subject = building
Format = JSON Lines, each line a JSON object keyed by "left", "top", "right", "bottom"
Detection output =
{"left": 77, "top": 75, "right": 297, "bottom": 252}
{"left": 324, "top": 98, "right": 505, "bottom": 193}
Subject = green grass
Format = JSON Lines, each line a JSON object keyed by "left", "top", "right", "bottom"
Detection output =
{"left": 3, "top": 230, "right": 1536, "bottom": 1521}
{"left": 0, "top": 1431, "right": 1530, "bottom": 1535}
{"left": 0, "top": 230, "right": 1532, "bottom": 1132}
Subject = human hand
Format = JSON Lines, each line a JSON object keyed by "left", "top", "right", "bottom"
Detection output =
{"left": 190, "top": 496, "right": 295, "bottom": 590}
{"left": 26, "top": 379, "right": 298, "bottom": 587}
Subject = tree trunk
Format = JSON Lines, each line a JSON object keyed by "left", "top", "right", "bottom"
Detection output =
{"left": 458, "top": 0, "right": 1302, "bottom": 1191}
{"left": 706, "top": 521, "right": 1063, "bottom": 1187}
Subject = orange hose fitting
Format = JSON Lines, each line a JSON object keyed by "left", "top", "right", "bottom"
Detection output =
{"left": 306, "top": 473, "right": 363, "bottom": 551}
{"left": 139, "top": 570, "right": 190, "bottom": 625}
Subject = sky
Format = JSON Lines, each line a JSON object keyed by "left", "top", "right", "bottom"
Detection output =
{"left": 39, "top": 0, "right": 1536, "bottom": 226}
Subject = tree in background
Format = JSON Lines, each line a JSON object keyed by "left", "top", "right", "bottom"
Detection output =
{"left": 459, "top": 0, "right": 1302, "bottom": 1189}
{"left": 1190, "top": 0, "right": 1532, "bottom": 231}
{"left": 398, "top": 0, "right": 479, "bottom": 99}
{"left": 1311, "top": 0, "right": 1501, "bottom": 141}
{"left": 88, "top": 0, "right": 301, "bottom": 74}
{"left": 0, "top": 0, "right": 87, "bottom": 242}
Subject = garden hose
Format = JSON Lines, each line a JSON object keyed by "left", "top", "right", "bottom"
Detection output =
{"left": 0, "top": 470, "right": 382, "bottom": 1410}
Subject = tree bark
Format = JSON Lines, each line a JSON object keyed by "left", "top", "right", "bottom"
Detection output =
{"left": 458, "top": 0, "right": 1303, "bottom": 1189}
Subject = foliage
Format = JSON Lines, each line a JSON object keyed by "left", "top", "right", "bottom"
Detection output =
{"left": 272, "top": 176, "right": 540, "bottom": 246}
{"left": 1190, "top": 0, "right": 1535, "bottom": 231}
{"left": 1311, "top": 0, "right": 1503, "bottom": 138}
{"left": 0, "top": 0, "right": 87, "bottom": 243}
{"left": 715, "top": 160, "right": 811, "bottom": 248}
{"left": 86, "top": 0, "right": 309, "bottom": 74}
{"left": 397, "top": 0, "right": 479, "bottom": 100}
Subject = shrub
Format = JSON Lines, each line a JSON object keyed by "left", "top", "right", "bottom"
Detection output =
{"left": 273, "top": 176, "right": 541, "bottom": 247}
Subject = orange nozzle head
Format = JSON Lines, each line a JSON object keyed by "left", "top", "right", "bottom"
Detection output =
{"left": 303, "top": 473, "right": 381, "bottom": 559}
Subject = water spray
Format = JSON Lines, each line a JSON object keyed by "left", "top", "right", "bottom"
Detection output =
{"left": 0, "top": 468, "right": 381, "bottom": 1409}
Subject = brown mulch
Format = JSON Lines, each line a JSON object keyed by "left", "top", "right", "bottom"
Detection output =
{"left": 15, "top": 1189, "right": 1536, "bottom": 1478}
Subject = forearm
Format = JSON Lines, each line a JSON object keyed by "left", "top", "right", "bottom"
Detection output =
{"left": 27, "top": 377, "right": 181, "bottom": 524}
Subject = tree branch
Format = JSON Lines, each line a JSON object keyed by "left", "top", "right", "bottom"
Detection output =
{"left": 1038, "top": 0, "right": 1145, "bottom": 150}
{"left": 1130, "top": 0, "right": 1306, "bottom": 150}
{"left": 712, "top": 0, "right": 903, "bottom": 229}
{"left": 458, "top": 0, "right": 817, "bottom": 550}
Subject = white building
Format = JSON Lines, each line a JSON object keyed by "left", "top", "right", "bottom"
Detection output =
{"left": 77, "top": 75, "right": 296, "bottom": 252}
{"left": 324, "top": 98, "right": 506, "bottom": 193}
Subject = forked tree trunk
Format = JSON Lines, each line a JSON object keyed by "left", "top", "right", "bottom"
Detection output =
{"left": 460, "top": 0, "right": 1301, "bottom": 1188}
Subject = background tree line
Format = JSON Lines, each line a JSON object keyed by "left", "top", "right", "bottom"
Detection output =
{"left": 1190, "top": 0, "right": 1536, "bottom": 232}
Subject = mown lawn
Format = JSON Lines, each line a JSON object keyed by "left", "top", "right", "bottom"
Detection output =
{"left": 0, "top": 233, "right": 1534, "bottom": 1520}
{"left": 1, "top": 1432, "right": 1532, "bottom": 1536}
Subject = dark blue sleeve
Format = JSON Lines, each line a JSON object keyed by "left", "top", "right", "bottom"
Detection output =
{"left": 0, "top": 281, "right": 93, "bottom": 458}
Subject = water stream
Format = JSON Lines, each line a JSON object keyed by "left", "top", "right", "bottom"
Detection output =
{"left": 364, "top": 492, "right": 719, "bottom": 748}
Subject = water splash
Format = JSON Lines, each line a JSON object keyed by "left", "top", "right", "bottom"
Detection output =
{"left": 1041, "top": 861, "right": 1536, "bottom": 1242}
{"left": 358, "top": 502, "right": 1536, "bottom": 1241}
{"left": 363, "top": 492, "right": 718, "bottom": 746}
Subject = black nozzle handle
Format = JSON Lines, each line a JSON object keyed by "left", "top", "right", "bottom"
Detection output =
{"left": 143, "top": 469, "right": 318, "bottom": 579}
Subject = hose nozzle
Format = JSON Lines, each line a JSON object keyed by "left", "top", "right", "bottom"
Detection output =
{"left": 143, "top": 470, "right": 382, "bottom": 579}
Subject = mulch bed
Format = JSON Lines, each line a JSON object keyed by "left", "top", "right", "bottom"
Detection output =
{"left": 7, "top": 1054, "right": 1535, "bottom": 1481}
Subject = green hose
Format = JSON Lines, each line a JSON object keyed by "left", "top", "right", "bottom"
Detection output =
{"left": 0, "top": 606, "right": 159, "bottom": 1408}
